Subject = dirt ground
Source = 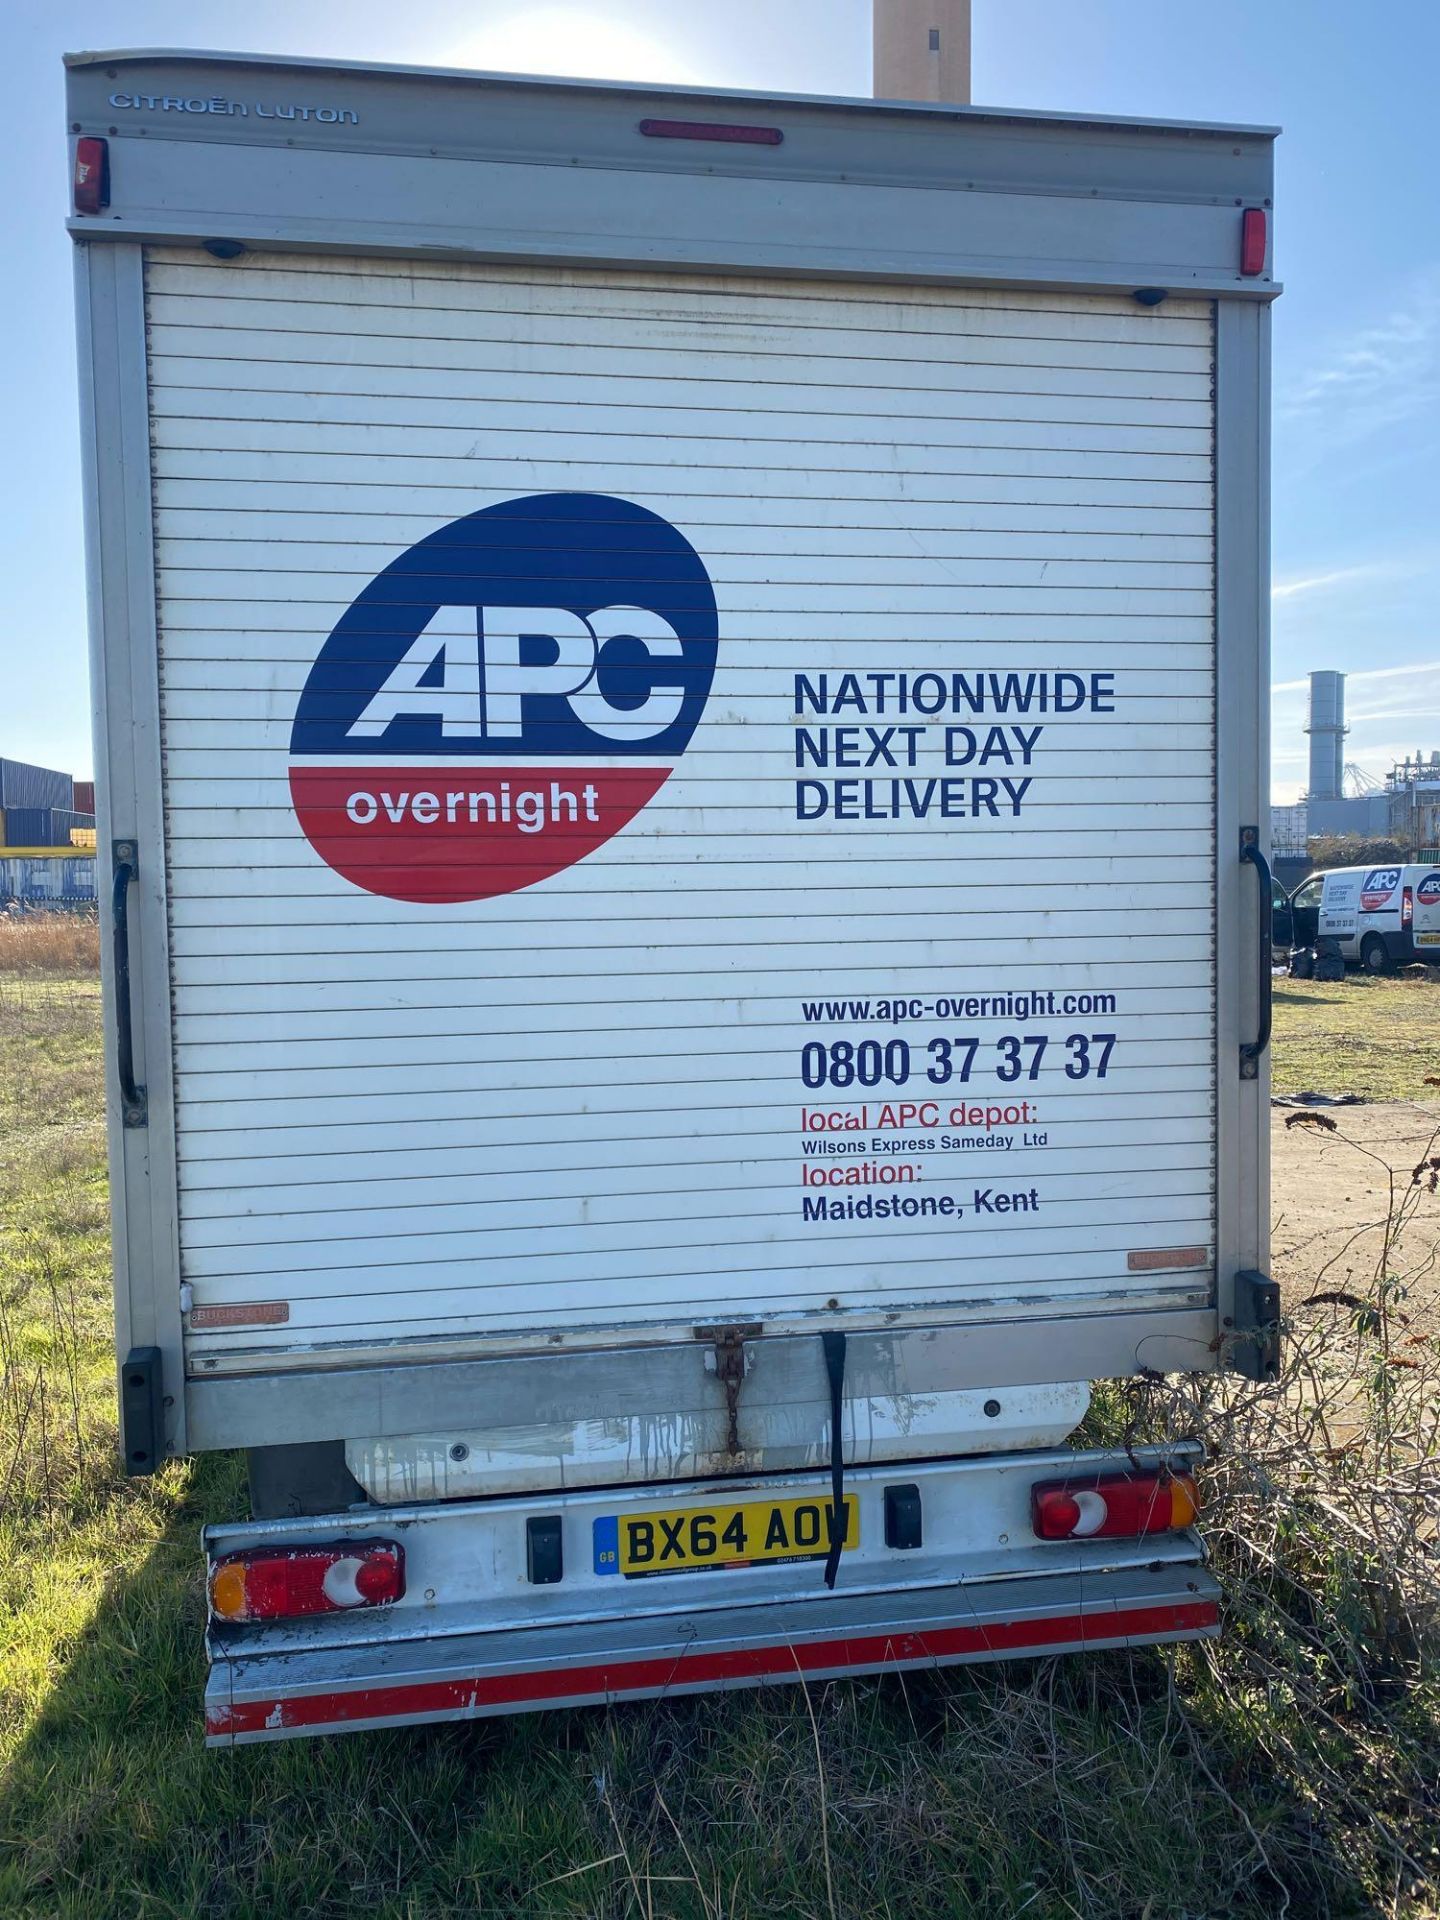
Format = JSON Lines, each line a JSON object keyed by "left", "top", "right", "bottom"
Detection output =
{"left": 1271, "top": 1100, "right": 1440, "bottom": 1321}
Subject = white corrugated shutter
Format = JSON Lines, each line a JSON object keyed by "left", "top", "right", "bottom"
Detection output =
{"left": 145, "top": 246, "right": 1215, "bottom": 1374}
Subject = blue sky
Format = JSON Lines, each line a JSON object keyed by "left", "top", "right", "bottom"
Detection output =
{"left": 6, "top": 0, "right": 1438, "bottom": 797}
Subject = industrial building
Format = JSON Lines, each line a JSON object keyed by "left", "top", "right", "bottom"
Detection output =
{"left": 1385, "top": 754, "right": 1440, "bottom": 853}
{"left": 0, "top": 757, "right": 97, "bottom": 906}
{"left": 1299, "top": 671, "right": 1391, "bottom": 839}
{"left": 1272, "top": 670, "right": 1440, "bottom": 866}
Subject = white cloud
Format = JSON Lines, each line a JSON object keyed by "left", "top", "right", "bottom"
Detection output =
{"left": 1279, "top": 271, "right": 1440, "bottom": 451}
{"left": 1273, "top": 659, "right": 1440, "bottom": 693}
{"left": 1271, "top": 563, "right": 1387, "bottom": 602}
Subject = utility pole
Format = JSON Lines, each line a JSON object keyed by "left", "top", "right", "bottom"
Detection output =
{"left": 873, "top": 0, "right": 972, "bottom": 104}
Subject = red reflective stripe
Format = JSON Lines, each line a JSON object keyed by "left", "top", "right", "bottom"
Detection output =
{"left": 209, "top": 1599, "right": 1218, "bottom": 1736}
{"left": 638, "top": 118, "right": 783, "bottom": 146}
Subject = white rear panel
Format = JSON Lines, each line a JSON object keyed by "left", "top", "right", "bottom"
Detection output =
{"left": 145, "top": 248, "right": 1216, "bottom": 1373}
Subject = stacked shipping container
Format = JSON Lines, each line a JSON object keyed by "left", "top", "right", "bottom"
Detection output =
{"left": 0, "top": 759, "right": 73, "bottom": 811}
{"left": 0, "top": 761, "right": 94, "bottom": 849}
{"left": 0, "top": 855, "right": 98, "bottom": 904}
{"left": 1, "top": 807, "right": 96, "bottom": 847}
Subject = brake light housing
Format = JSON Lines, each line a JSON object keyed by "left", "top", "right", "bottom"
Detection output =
{"left": 1403, "top": 885, "right": 1414, "bottom": 929}
{"left": 209, "top": 1540, "right": 405, "bottom": 1622}
{"left": 1239, "top": 206, "right": 1267, "bottom": 277}
{"left": 639, "top": 118, "right": 783, "bottom": 146}
{"left": 1031, "top": 1470, "right": 1199, "bottom": 1542}
{"left": 73, "top": 136, "right": 109, "bottom": 216}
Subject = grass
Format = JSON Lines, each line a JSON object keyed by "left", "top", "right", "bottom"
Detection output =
{"left": 1, "top": 956, "right": 1437, "bottom": 1918}
{"left": 0, "top": 912, "right": 100, "bottom": 979}
{"left": 1273, "top": 971, "right": 1440, "bottom": 1102}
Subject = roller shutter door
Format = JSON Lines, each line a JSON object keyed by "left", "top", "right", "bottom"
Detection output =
{"left": 143, "top": 247, "right": 1216, "bottom": 1373}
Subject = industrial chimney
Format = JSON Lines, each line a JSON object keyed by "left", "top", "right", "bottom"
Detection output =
{"left": 1305, "top": 670, "right": 1346, "bottom": 801}
{"left": 874, "top": 0, "right": 972, "bottom": 103}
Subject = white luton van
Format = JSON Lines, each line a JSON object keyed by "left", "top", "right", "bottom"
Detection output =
{"left": 68, "top": 49, "right": 1277, "bottom": 1744}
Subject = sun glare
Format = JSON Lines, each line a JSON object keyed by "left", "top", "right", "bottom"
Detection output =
{"left": 444, "top": 8, "right": 698, "bottom": 86}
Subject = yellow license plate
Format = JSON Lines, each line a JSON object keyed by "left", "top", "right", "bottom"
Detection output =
{"left": 593, "top": 1495, "right": 859, "bottom": 1578}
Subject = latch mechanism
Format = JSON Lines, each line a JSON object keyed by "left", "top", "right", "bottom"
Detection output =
{"left": 697, "top": 1323, "right": 761, "bottom": 1454}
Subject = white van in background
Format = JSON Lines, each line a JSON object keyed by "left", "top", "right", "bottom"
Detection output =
{"left": 1290, "top": 864, "right": 1440, "bottom": 972}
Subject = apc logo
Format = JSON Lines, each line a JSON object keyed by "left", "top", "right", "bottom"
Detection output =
{"left": 1418, "top": 874, "right": 1440, "bottom": 906}
{"left": 289, "top": 494, "right": 718, "bottom": 903}
{"left": 1360, "top": 867, "right": 1401, "bottom": 912}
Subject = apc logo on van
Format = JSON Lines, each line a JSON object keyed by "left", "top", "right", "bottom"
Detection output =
{"left": 1360, "top": 867, "right": 1402, "bottom": 912}
{"left": 289, "top": 495, "right": 718, "bottom": 903}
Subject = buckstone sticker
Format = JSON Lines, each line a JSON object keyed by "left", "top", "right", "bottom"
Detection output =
{"left": 289, "top": 494, "right": 719, "bottom": 903}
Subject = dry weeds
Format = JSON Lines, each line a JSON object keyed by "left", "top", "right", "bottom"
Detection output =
{"left": 0, "top": 913, "right": 100, "bottom": 977}
{"left": 1114, "top": 1114, "right": 1440, "bottom": 1909}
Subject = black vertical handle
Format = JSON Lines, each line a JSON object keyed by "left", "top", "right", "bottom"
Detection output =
{"left": 112, "top": 841, "right": 147, "bottom": 1127}
{"left": 1239, "top": 831, "right": 1272, "bottom": 1081}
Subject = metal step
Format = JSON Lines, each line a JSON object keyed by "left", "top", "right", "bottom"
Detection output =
{"left": 206, "top": 1561, "right": 1219, "bottom": 1745}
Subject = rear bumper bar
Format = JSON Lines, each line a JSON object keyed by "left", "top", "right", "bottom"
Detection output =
{"left": 206, "top": 1563, "right": 1219, "bottom": 1745}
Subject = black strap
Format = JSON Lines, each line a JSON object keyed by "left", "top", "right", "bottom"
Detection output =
{"left": 821, "top": 1331, "right": 848, "bottom": 1589}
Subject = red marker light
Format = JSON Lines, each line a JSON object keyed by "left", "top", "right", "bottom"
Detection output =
{"left": 1240, "top": 207, "right": 1267, "bottom": 277}
{"left": 639, "top": 118, "right": 783, "bottom": 146}
{"left": 73, "top": 136, "right": 109, "bottom": 216}
{"left": 1403, "top": 885, "right": 1414, "bottom": 929}
{"left": 209, "top": 1540, "right": 405, "bottom": 1622}
{"left": 1031, "top": 1471, "right": 1199, "bottom": 1541}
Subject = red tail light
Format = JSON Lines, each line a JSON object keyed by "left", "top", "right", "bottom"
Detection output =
{"left": 209, "top": 1541, "right": 405, "bottom": 1622}
{"left": 639, "top": 118, "right": 783, "bottom": 146}
{"left": 1403, "top": 886, "right": 1414, "bottom": 928}
{"left": 1031, "top": 1471, "right": 1198, "bottom": 1541}
{"left": 1239, "top": 207, "right": 1267, "bottom": 277}
{"left": 73, "top": 137, "right": 109, "bottom": 216}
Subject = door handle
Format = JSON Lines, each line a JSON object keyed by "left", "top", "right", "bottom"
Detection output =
{"left": 112, "top": 840, "right": 148, "bottom": 1127}
{"left": 1239, "top": 829, "right": 1272, "bottom": 1081}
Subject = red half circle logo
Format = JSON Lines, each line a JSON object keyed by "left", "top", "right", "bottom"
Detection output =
{"left": 289, "top": 763, "right": 674, "bottom": 907}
